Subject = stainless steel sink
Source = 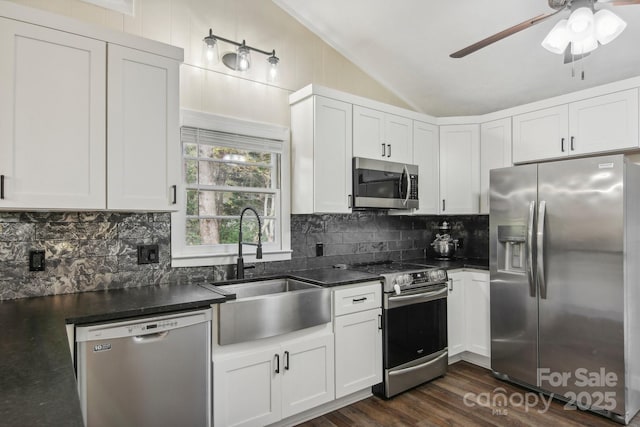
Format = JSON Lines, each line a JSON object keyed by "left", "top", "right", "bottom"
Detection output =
{"left": 204, "top": 278, "right": 331, "bottom": 345}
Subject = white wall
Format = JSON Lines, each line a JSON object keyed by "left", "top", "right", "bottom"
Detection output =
{"left": 9, "top": 0, "right": 411, "bottom": 126}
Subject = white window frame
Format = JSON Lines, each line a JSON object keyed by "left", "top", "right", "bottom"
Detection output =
{"left": 171, "top": 110, "right": 291, "bottom": 267}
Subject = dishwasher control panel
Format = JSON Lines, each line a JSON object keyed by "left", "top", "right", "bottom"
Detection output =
{"left": 75, "top": 310, "right": 212, "bottom": 341}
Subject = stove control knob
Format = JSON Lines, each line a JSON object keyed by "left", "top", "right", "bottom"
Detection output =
{"left": 393, "top": 284, "right": 401, "bottom": 295}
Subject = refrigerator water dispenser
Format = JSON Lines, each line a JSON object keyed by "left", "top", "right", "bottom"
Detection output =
{"left": 497, "top": 225, "right": 526, "bottom": 273}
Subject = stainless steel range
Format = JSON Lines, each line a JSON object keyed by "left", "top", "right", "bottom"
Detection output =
{"left": 349, "top": 261, "right": 449, "bottom": 398}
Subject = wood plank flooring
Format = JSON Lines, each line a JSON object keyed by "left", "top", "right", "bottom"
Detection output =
{"left": 297, "top": 362, "right": 640, "bottom": 427}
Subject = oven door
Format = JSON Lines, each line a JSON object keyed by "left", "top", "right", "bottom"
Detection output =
{"left": 352, "top": 157, "right": 418, "bottom": 209}
{"left": 383, "top": 286, "right": 447, "bottom": 369}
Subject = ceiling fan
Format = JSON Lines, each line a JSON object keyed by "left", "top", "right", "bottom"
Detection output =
{"left": 450, "top": 0, "right": 640, "bottom": 60}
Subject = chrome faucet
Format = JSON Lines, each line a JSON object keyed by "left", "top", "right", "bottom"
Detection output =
{"left": 236, "top": 207, "right": 263, "bottom": 279}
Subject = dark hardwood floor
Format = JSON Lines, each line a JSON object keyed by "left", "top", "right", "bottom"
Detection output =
{"left": 297, "top": 362, "right": 640, "bottom": 426}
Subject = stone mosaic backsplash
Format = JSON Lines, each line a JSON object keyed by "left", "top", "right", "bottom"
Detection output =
{"left": 0, "top": 211, "right": 488, "bottom": 300}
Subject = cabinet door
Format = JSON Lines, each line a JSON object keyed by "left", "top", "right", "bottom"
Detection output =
{"left": 107, "top": 44, "right": 180, "bottom": 211}
{"left": 410, "top": 121, "right": 439, "bottom": 214}
{"left": 213, "top": 347, "right": 281, "bottom": 427}
{"left": 569, "top": 89, "right": 639, "bottom": 155}
{"left": 439, "top": 125, "right": 480, "bottom": 214}
{"left": 465, "top": 272, "right": 491, "bottom": 357}
{"left": 512, "top": 105, "right": 569, "bottom": 163}
{"left": 480, "top": 118, "right": 512, "bottom": 214}
{"left": 447, "top": 272, "right": 466, "bottom": 357}
{"left": 281, "top": 333, "right": 335, "bottom": 419}
{"left": 385, "top": 113, "right": 413, "bottom": 164}
{"left": 353, "top": 105, "right": 386, "bottom": 160}
{"left": 314, "top": 96, "right": 352, "bottom": 213}
{"left": 0, "top": 18, "right": 106, "bottom": 210}
{"left": 334, "top": 308, "right": 382, "bottom": 398}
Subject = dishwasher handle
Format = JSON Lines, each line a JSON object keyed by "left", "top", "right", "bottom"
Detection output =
{"left": 133, "top": 331, "right": 169, "bottom": 343}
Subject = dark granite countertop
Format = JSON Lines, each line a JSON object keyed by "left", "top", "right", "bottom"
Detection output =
{"left": 0, "top": 284, "right": 226, "bottom": 427}
{"left": 405, "top": 257, "right": 490, "bottom": 271}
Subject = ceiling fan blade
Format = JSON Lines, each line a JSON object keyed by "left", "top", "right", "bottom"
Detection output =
{"left": 450, "top": 9, "right": 564, "bottom": 58}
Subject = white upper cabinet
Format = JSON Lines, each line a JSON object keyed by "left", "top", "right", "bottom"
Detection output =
{"left": 412, "top": 121, "right": 439, "bottom": 215}
{"left": 0, "top": 18, "right": 106, "bottom": 210}
{"left": 0, "top": 7, "right": 182, "bottom": 212}
{"left": 107, "top": 44, "right": 180, "bottom": 211}
{"left": 568, "top": 89, "right": 639, "bottom": 155}
{"left": 480, "top": 118, "right": 512, "bottom": 214}
{"left": 291, "top": 95, "right": 352, "bottom": 214}
{"left": 353, "top": 105, "right": 413, "bottom": 164}
{"left": 513, "top": 89, "right": 639, "bottom": 163}
{"left": 512, "top": 105, "right": 569, "bottom": 163}
{"left": 439, "top": 124, "right": 480, "bottom": 214}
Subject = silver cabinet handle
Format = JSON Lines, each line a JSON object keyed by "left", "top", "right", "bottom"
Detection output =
{"left": 387, "top": 144, "right": 391, "bottom": 157}
{"left": 442, "top": 199, "right": 446, "bottom": 212}
{"left": 526, "top": 200, "right": 536, "bottom": 297}
{"left": 352, "top": 297, "right": 367, "bottom": 303}
{"left": 348, "top": 194, "right": 352, "bottom": 208}
{"left": 448, "top": 279, "right": 453, "bottom": 292}
{"left": 378, "top": 314, "right": 382, "bottom": 330}
{"left": 274, "top": 353, "right": 280, "bottom": 373}
{"left": 537, "top": 201, "right": 547, "bottom": 299}
{"left": 284, "top": 351, "right": 290, "bottom": 371}
{"left": 561, "top": 138, "right": 565, "bottom": 152}
{"left": 381, "top": 143, "right": 386, "bottom": 157}
{"left": 570, "top": 136, "right": 575, "bottom": 151}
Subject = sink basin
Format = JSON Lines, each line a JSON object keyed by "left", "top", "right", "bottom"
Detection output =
{"left": 204, "top": 278, "right": 331, "bottom": 345}
{"left": 213, "top": 278, "right": 321, "bottom": 299}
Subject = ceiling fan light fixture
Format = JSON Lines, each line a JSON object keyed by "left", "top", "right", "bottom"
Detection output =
{"left": 567, "top": 7, "right": 594, "bottom": 41}
{"left": 542, "top": 19, "right": 571, "bottom": 54}
{"left": 570, "top": 34, "right": 598, "bottom": 55}
{"left": 594, "top": 9, "right": 627, "bottom": 44}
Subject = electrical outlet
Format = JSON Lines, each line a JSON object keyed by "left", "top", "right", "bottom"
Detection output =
{"left": 29, "top": 250, "right": 45, "bottom": 272}
{"left": 316, "top": 243, "right": 324, "bottom": 257}
{"left": 137, "top": 244, "right": 159, "bottom": 265}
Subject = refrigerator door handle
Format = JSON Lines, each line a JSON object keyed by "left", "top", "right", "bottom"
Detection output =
{"left": 537, "top": 200, "right": 547, "bottom": 299}
{"left": 526, "top": 200, "right": 536, "bottom": 297}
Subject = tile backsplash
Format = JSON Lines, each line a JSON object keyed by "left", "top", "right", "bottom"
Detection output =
{"left": 0, "top": 211, "right": 488, "bottom": 300}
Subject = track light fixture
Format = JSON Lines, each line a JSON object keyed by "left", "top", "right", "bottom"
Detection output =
{"left": 202, "top": 29, "right": 280, "bottom": 81}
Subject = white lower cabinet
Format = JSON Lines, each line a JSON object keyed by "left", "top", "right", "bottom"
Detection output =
{"left": 447, "top": 270, "right": 490, "bottom": 360}
{"left": 333, "top": 281, "right": 382, "bottom": 399}
{"left": 213, "top": 332, "right": 334, "bottom": 427}
{"left": 334, "top": 308, "right": 382, "bottom": 398}
{"left": 447, "top": 272, "right": 466, "bottom": 357}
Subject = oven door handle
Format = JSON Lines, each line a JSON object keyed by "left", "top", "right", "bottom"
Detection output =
{"left": 386, "top": 286, "right": 447, "bottom": 309}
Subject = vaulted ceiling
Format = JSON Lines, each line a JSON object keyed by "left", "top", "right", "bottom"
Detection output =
{"left": 273, "top": 0, "right": 640, "bottom": 117}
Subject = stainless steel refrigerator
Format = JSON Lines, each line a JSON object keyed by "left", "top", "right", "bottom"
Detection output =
{"left": 490, "top": 154, "right": 640, "bottom": 424}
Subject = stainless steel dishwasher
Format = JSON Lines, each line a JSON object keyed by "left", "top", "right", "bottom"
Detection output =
{"left": 75, "top": 309, "right": 211, "bottom": 427}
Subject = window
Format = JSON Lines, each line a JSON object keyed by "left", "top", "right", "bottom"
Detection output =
{"left": 172, "top": 111, "right": 291, "bottom": 267}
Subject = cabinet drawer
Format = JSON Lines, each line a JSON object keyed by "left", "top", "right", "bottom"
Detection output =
{"left": 333, "top": 282, "right": 381, "bottom": 316}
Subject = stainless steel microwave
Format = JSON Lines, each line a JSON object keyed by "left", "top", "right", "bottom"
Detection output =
{"left": 352, "top": 157, "right": 418, "bottom": 209}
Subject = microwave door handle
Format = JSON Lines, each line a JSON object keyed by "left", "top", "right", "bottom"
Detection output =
{"left": 401, "top": 165, "right": 410, "bottom": 206}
